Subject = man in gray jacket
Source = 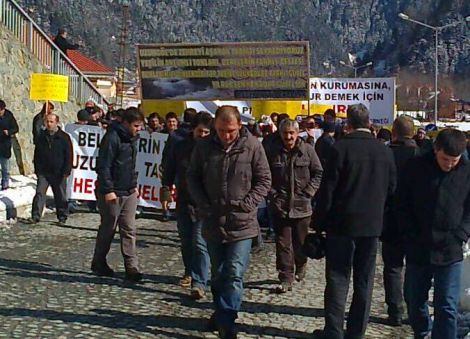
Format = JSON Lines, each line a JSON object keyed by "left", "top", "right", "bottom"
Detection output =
{"left": 187, "top": 105, "right": 271, "bottom": 339}
{"left": 265, "top": 119, "right": 323, "bottom": 293}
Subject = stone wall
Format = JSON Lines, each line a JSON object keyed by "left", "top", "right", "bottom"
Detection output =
{"left": 0, "top": 25, "right": 82, "bottom": 175}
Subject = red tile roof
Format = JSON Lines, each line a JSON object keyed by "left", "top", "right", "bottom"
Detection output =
{"left": 67, "top": 50, "right": 114, "bottom": 75}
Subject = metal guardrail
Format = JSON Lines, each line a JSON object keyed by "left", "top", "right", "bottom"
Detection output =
{"left": 0, "top": 0, "right": 109, "bottom": 105}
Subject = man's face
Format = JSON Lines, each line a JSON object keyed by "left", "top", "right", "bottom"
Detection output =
{"left": 148, "top": 118, "right": 161, "bottom": 130}
{"left": 215, "top": 117, "right": 241, "bottom": 148}
{"left": 45, "top": 115, "right": 58, "bottom": 130}
{"left": 304, "top": 118, "right": 315, "bottom": 130}
{"left": 281, "top": 127, "right": 299, "bottom": 150}
{"left": 166, "top": 118, "right": 178, "bottom": 132}
{"left": 435, "top": 149, "right": 461, "bottom": 172}
{"left": 123, "top": 120, "right": 144, "bottom": 137}
{"left": 193, "top": 125, "right": 211, "bottom": 140}
{"left": 324, "top": 114, "right": 335, "bottom": 123}
{"left": 0, "top": 107, "right": 5, "bottom": 116}
{"left": 416, "top": 130, "right": 426, "bottom": 140}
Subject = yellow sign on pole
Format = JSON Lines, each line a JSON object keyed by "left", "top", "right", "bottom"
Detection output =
{"left": 30, "top": 73, "right": 69, "bottom": 102}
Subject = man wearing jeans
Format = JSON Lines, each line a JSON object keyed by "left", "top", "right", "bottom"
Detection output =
{"left": 162, "top": 112, "right": 213, "bottom": 298}
{"left": 187, "top": 106, "right": 271, "bottom": 339}
{"left": 0, "top": 100, "right": 19, "bottom": 190}
{"left": 91, "top": 108, "right": 144, "bottom": 282}
{"left": 398, "top": 128, "right": 470, "bottom": 339}
{"left": 313, "top": 104, "right": 396, "bottom": 339}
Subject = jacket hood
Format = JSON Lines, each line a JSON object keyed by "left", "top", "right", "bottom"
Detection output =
{"left": 110, "top": 121, "right": 133, "bottom": 142}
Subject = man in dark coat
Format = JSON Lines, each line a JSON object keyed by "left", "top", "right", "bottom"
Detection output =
{"left": 53, "top": 28, "right": 80, "bottom": 55}
{"left": 32, "top": 102, "right": 54, "bottom": 145}
{"left": 314, "top": 121, "right": 336, "bottom": 169}
{"left": 0, "top": 100, "right": 19, "bottom": 190}
{"left": 187, "top": 106, "right": 271, "bottom": 339}
{"left": 91, "top": 108, "right": 145, "bottom": 282}
{"left": 265, "top": 119, "right": 323, "bottom": 293}
{"left": 162, "top": 112, "right": 213, "bottom": 299}
{"left": 381, "top": 116, "right": 420, "bottom": 326}
{"left": 32, "top": 114, "right": 72, "bottom": 223}
{"left": 313, "top": 104, "right": 396, "bottom": 339}
{"left": 398, "top": 128, "right": 470, "bottom": 339}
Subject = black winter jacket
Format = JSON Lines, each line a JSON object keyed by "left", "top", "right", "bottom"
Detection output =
{"left": 315, "top": 130, "right": 396, "bottom": 237}
{"left": 33, "top": 129, "right": 72, "bottom": 177}
{"left": 0, "top": 109, "right": 19, "bottom": 158}
{"left": 96, "top": 122, "right": 138, "bottom": 196}
{"left": 53, "top": 35, "right": 79, "bottom": 55}
{"left": 381, "top": 138, "right": 420, "bottom": 243}
{"left": 397, "top": 152, "right": 470, "bottom": 266}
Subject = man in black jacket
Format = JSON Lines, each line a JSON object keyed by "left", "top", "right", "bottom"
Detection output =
{"left": 265, "top": 119, "right": 323, "bottom": 293}
{"left": 53, "top": 28, "right": 81, "bottom": 55}
{"left": 313, "top": 104, "right": 396, "bottom": 339}
{"left": 162, "top": 112, "right": 213, "bottom": 298}
{"left": 91, "top": 108, "right": 145, "bottom": 282}
{"left": 398, "top": 128, "right": 470, "bottom": 339}
{"left": 314, "top": 121, "right": 336, "bottom": 169}
{"left": 381, "top": 116, "right": 420, "bottom": 326}
{"left": 0, "top": 100, "right": 19, "bottom": 190}
{"left": 32, "top": 114, "right": 72, "bottom": 223}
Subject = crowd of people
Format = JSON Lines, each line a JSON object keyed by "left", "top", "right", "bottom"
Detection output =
{"left": 0, "top": 98, "right": 467, "bottom": 339}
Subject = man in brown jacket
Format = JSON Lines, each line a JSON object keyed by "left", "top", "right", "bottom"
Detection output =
{"left": 187, "top": 106, "right": 271, "bottom": 339}
{"left": 265, "top": 119, "right": 323, "bottom": 293}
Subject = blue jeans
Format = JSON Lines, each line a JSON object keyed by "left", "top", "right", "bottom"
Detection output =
{"left": 0, "top": 157, "right": 10, "bottom": 189}
{"left": 405, "top": 261, "right": 462, "bottom": 339}
{"left": 208, "top": 238, "right": 252, "bottom": 329}
{"left": 176, "top": 210, "right": 209, "bottom": 289}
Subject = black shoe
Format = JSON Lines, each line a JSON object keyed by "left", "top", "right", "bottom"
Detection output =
{"left": 58, "top": 218, "right": 67, "bottom": 225}
{"left": 91, "top": 262, "right": 114, "bottom": 277}
{"left": 388, "top": 315, "right": 403, "bottom": 327}
{"left": 275, "top": 281, "right": 293, "bottom": 294}
{"left": 218, "top": 326, "right": 237, "bottom": 339}
{"left": 162, "top": 213, "right": 170, "bottom": 222}
{"left": 205, "top": 313, "right": 217, "bottom": 332}
{"left": 125, "top": 269, "right": 143, "bottom": 282}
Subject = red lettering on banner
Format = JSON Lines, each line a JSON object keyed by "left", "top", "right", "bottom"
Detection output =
{"left": 138, "top": 184, "right": 159, "bottom": 202}
{"left": 73, "top": 178, "right": 95, "bottom": 194}
{"left": 335, "top": 105, "right": 347, "bottom": 114}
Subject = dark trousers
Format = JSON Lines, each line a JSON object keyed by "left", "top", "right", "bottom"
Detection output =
{"left": 405, "top": 261, "right": 462, "bottom": 339}
{"left": 324, "top": 236, "right": 378, "bottom": 339}
{"left": 92, "top": 191, "right": 139, "bottom": 271}
{"left": 274, "top": 216, "right": 310, "bottom": 283}
{"left": 32, "top": 174, "right": 68, "bottom": 221}
{"left": 382, "top": 241, "right": 405, "bottom": 319}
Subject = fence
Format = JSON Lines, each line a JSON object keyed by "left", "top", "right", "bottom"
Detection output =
{"left": 0, "top": 0, "right": 109, "bottom": 105}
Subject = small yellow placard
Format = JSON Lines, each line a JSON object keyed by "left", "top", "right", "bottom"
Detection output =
{"left": 30, "top": 73, "right": 69, "bottom": 102}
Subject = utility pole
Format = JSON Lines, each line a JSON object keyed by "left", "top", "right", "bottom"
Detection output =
{"left": 118, "top": 3, "right": 130, "bottom": 108}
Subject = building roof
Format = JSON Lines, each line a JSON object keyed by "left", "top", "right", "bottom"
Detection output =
{"left": 67, "top": 50, "right": 114, "bottom": 75}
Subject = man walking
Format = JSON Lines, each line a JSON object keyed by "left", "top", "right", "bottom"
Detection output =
{"left": 32, "top": 114, "right": 72, "bottom": 223}
{"left": 162, "top": 112, "right": 213, "bottom": 298}
{"left": 187, "top": 106, "right": 271, "bottom": 339}
{"left": 313, "top": 104, "right": 396, "bottom": 339}
{"left": 398, "top": 128, "right": 470, "bottom": 339}
{"left": 0, "top": 100, "right": 19, "bottom": 190}
{"left": 265, "top": 119, "right": 323, "bottom": 293}
{"left": 381, "top": 116, "right": 420, "bottom": 326}
{"left": 91, "top": 108, "right": 144, "bottom": 282}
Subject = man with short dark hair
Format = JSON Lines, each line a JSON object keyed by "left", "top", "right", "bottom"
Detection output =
{"left": 187, "top": 105, "right": 271, "bottom": 338}
{"left": 313, "top": 104, "right": 396, "bottom": 339}
{"left": 162, "top": 112, "right": 213, "bottom": 299}
{"left": 91, "top": 107, "right": 145, "bottom": 282}
{"left": 381, "top": 115, "right": 420, "bottom": 326}
{"left": 265, "top": 119, "right": 323, "bottom": 293}
{"left": 32, "top": 114, "right": 72, "bottom": 224}
{"left": 398, "top": 128, "right": 470, "bottom": 339}
{"left": 147, "top": 112, "right": 163, "bottom": 133}
{"left": 53, "top": 28, "right": 81, "bottom": 55}
{"left": 0, "top": 100, "right": 19, "bottom": 190}
{"left": 163, "top": 111, "right": 179, "bottom": 134}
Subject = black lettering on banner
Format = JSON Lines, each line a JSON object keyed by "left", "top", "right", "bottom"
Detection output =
{"left": 77, "top": 131, "right": 102, "bottom": 148}
{"left": 138, "top": 137, "right": 162, "bottom": 155}
{"left": 72, "top": 155, "right": 97, "bottom": 171}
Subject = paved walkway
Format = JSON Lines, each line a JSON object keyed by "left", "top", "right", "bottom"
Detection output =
{"left": 0, "top": 211, "right": 413, "bottom": 338}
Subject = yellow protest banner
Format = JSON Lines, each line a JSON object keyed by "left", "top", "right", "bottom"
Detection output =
{"left": 30, "top": 73, "right": 69, "bottom": 102}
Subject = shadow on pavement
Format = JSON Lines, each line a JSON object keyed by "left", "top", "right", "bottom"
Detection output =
{"left": 0, "top": 307, "right": 311, "bottom": 338}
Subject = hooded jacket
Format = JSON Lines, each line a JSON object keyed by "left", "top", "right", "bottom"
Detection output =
{"left": 96, "top": 122, "right": 138, "bottom": 196}
{"left": 187, "top": 127, "right": 271, "bottom": 243}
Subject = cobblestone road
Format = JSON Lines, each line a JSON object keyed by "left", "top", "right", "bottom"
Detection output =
{"left": 0, "top": 211, "right": 413, "bottom": 338}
